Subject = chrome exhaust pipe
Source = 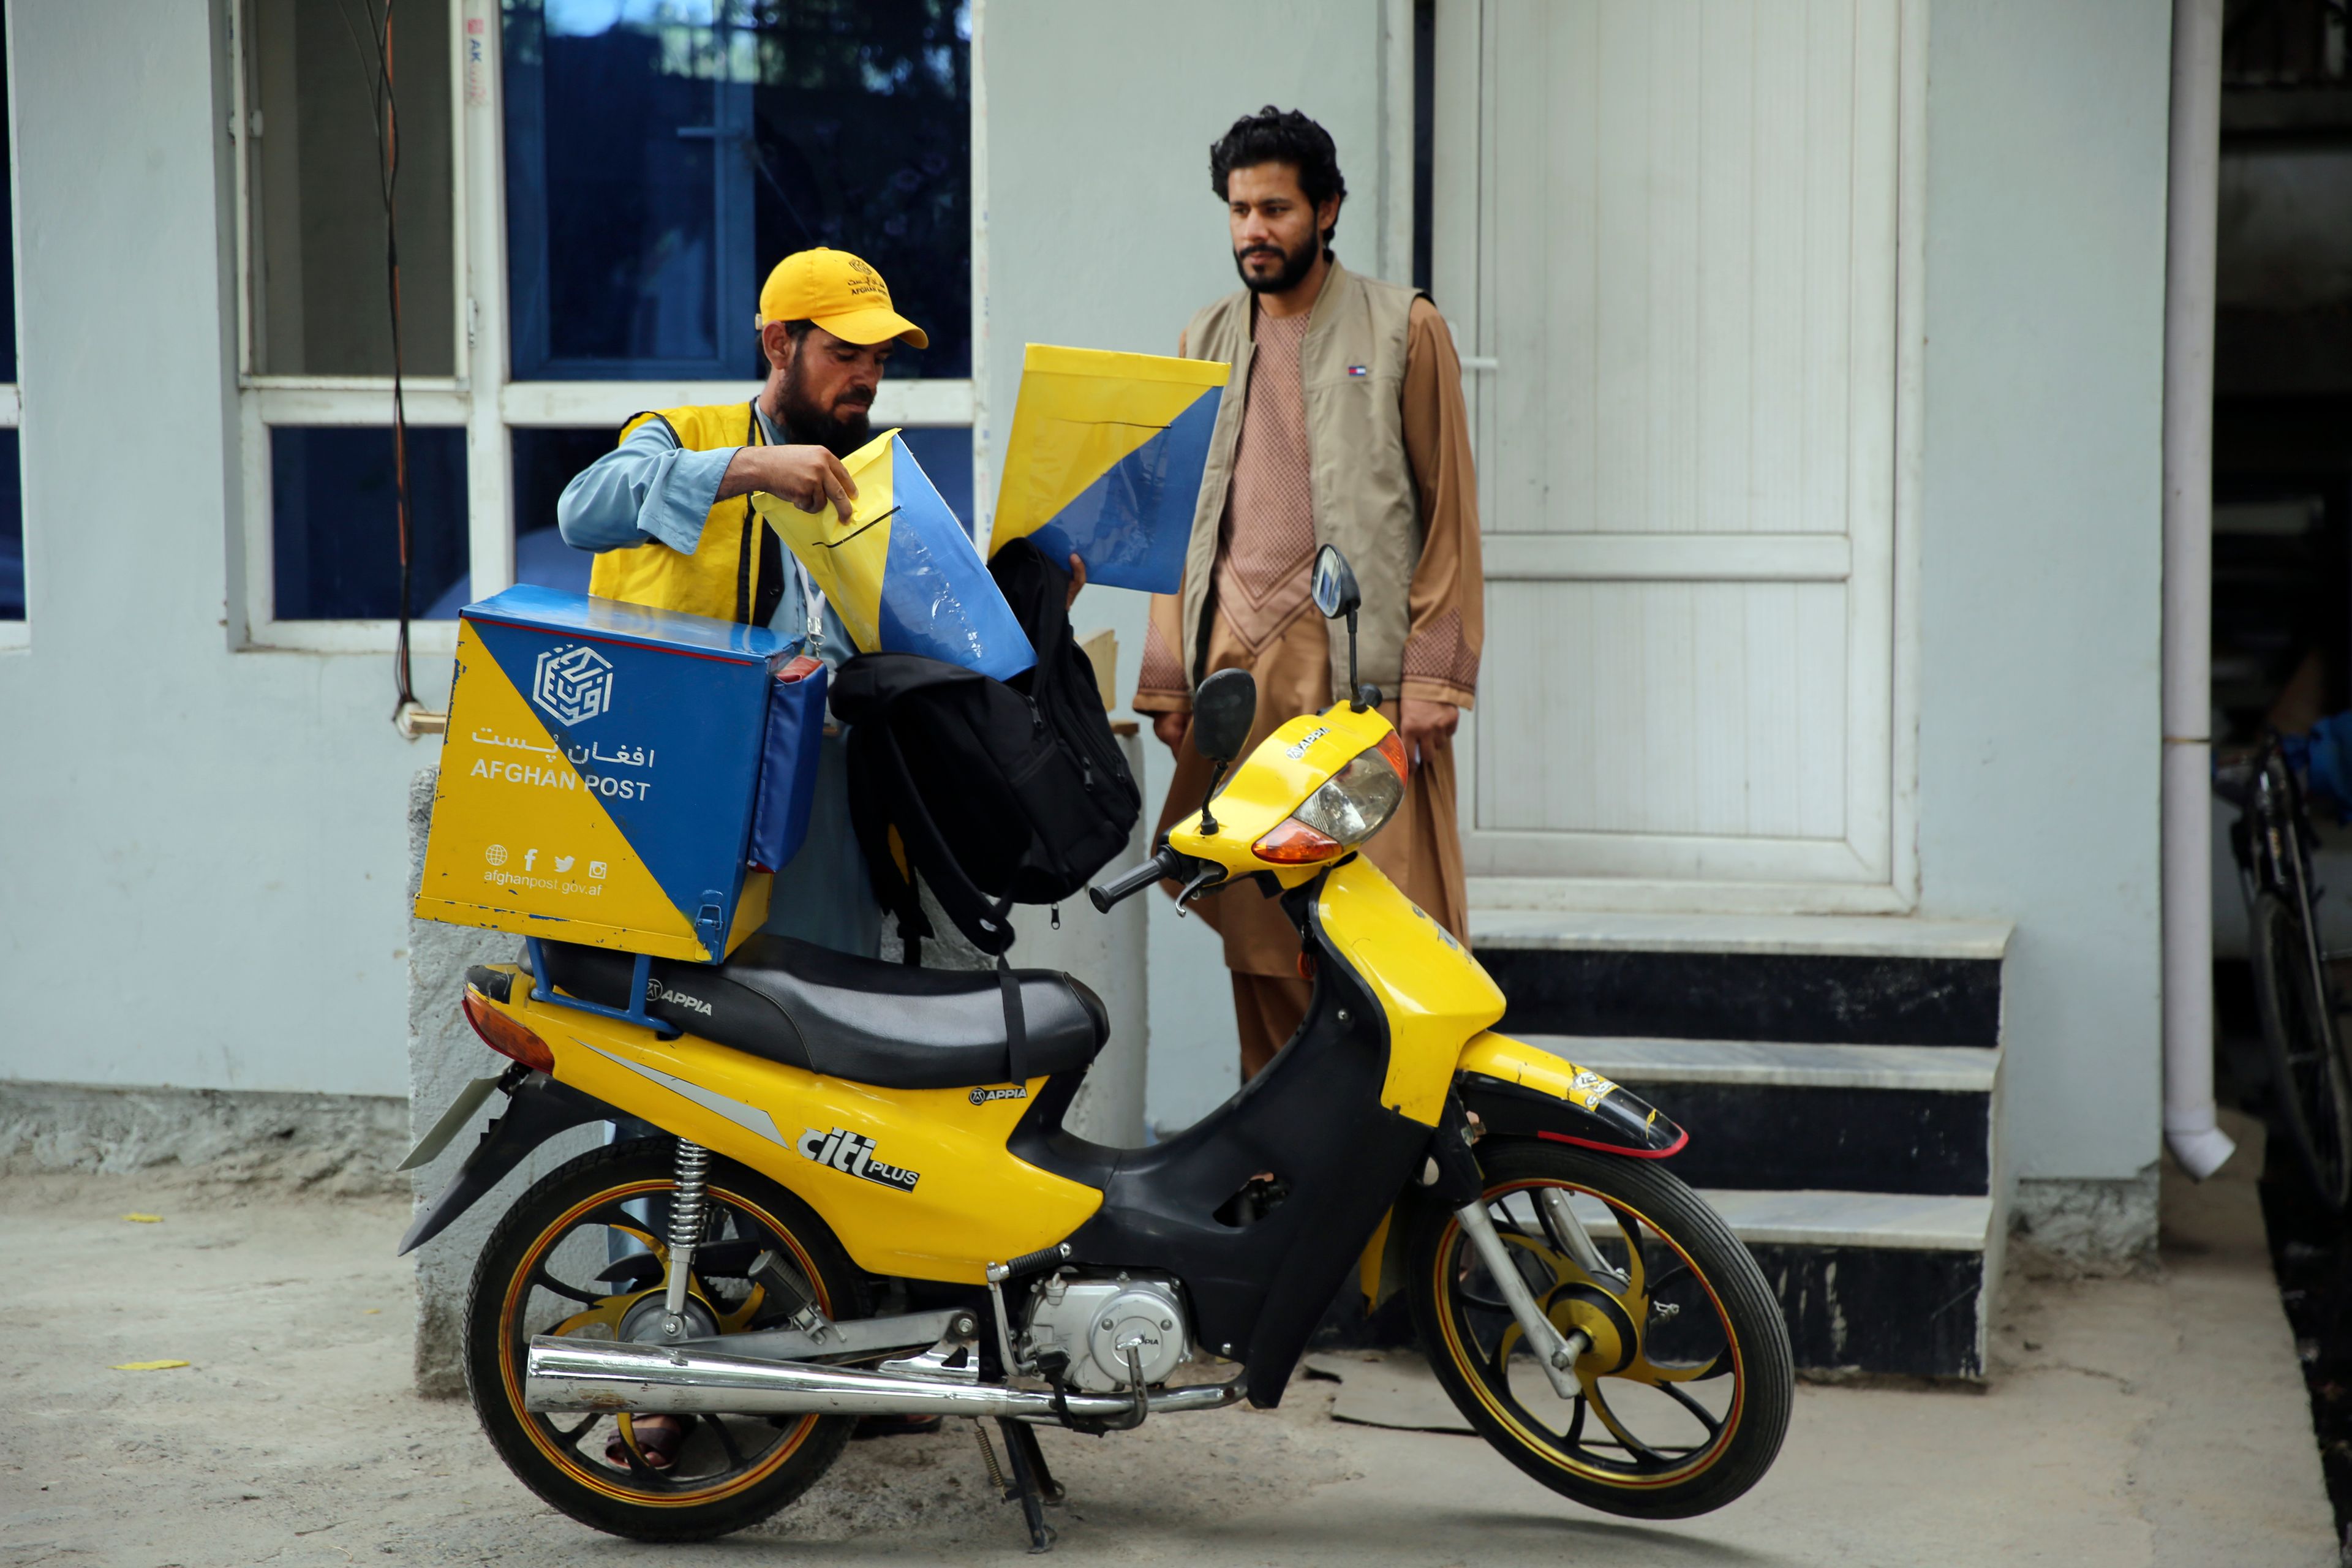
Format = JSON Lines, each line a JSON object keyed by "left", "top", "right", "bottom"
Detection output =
{"left": 523, "top": 1336, "right": 1243, "bottom": 1420}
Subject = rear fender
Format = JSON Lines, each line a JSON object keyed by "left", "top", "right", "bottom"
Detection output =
{"left": 397, "top": 1069, "right": 624, "bottom": 1256}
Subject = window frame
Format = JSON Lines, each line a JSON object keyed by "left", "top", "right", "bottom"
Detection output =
{"left": 228, "top": 0, "right": 976, "bottom": 654}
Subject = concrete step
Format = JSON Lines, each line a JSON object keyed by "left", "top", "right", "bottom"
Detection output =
{"left": 1697, "top": 1188, "right": 1997, "bottom": 1379}
{"left": 1470, "top": 910, "right": 2015, "bottom": 1047}
{"left": 1544, "top": 1035, "right": 2002, "bottom": 1092}
{"left": 1509, "top": 1033, "right": 2000, "bottom": 1197}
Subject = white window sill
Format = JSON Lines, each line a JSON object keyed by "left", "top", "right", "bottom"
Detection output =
{"left": 240, "top": 619, "right": 464, "bottom": 657}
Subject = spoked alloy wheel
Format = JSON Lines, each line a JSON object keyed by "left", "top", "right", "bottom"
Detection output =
{"left": 2250, "top": 889, "right": 2352, "bottom": 1212}
{"left": 1407, "top": 1141, "right": 1792, "bottom": 1520}
{"left": 464, "top": 1139, "right": 868, "bottom": 1541}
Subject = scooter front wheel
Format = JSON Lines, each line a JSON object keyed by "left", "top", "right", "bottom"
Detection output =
{"left": 1405, "top": 1140, "right": 1792, "bottom": 1520}
{"left": 463, "top": 1138, "right": 868, "bottom": 1541}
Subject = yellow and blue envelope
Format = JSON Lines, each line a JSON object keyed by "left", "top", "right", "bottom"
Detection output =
{"left": 414, "top": 586, "right": 802, "bottom": 963}
{"left": 986, "top": 345, "right": 1228, "bottom": 595}
{"left": 753, "top": 429, "right": 1036, "bottom": 682}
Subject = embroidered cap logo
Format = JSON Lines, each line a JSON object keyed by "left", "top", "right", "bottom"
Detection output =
{"left": 532, "top": 644, "right": 616, "bottom": 726}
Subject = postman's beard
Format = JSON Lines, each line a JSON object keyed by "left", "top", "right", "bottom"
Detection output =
{"left": 778, "top": 364, "right": 873, "bottom": 458}
{"left": 1234, "top": 231, "right": 1321, "bottom": 295}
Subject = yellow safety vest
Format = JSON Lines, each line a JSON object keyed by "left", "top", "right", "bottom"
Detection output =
{"left": 587, "top": 401, "right": 773, "bottom": 624}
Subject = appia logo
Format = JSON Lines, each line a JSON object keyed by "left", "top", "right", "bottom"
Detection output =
{"left": 968, "top": 1085, "right": 1027, "bottom": 1106}
{"left": 1284, "top": 726, "right": 1330, "bottom": 760}
{"left": 644, "top": 976, "right": 714, "bottom": 1017}
{"left": 533, "top": 643, "right": 616, "bottom": 726}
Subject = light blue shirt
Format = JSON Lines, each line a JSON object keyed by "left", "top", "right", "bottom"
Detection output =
{"left": 556, "top": 401, "right": 878, "bottom": 957}
{"left": 556, "top": 402, "right": 856, "bottom": 668}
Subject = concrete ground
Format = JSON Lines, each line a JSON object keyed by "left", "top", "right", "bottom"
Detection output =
{"left": 1, "top": 1115, "right": 2337, "bottom": 1568}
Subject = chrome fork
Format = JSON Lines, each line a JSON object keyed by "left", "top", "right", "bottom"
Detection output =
{"left": 1453, "top": 1197, "right": 1589, "bottom": 1401}
{"left": 1537, "top": 1186, "right": 1629, "bottom": 1291}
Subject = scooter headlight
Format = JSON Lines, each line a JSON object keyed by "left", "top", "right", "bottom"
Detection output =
{"left": 1253, "top": 734, "right": 1409, "bottom": 864}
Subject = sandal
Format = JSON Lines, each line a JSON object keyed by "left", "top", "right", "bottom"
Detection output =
{"left": 607, "top": 1412, "right": 691, "bottom": 1469}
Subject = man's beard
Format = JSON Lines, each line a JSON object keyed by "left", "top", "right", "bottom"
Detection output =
{"left": 1234, "top": 229, "right": 1321, "bottom": 295}
{"left": 775, "top": 358, "right": 872, "bottom": 457}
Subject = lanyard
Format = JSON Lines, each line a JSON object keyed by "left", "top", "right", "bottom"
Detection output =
{"left": 752, "top": 399, "right": 830, "bottom": 660}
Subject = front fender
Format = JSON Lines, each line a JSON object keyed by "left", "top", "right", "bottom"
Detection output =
{"left": 1355, "top": 1033, "right": 1687, "bottom": 1311}
{"left": 1455, "top": 1031, "right": 1686, "bottom": 1158}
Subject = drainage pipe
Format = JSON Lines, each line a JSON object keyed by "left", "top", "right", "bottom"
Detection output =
{"left": 2161, "top": 0, "right": 2236, "bottom": 1181}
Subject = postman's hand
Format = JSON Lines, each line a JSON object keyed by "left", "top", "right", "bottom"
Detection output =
{"left": 1067, "top": 553, "right": 1087, "bottom": 611}
{"left": 721, "top": 444, "right": 856, "bottom": 521}
{"left": 1399, "top": 698, "right": 1460, "bottom": 771}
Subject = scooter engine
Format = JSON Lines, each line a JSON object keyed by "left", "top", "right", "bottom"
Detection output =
{"left": 1019, "top": 1272, "right": 1190, "bottom": 1392}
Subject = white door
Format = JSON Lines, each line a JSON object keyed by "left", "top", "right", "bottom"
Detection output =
{"left": 1436, "top": 0, "right": 1911, "bottom": 909}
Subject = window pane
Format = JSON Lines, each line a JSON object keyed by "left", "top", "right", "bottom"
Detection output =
{"left": 513, "top": 428, "right": 610, "bottom": 593}
{"left": 503, "top": 0, "right": 971, "bottom": 382}
{"left": 0, "top": 432, "right": 20, "bottom": 620}
{"left": 898, "top": 425, "right": 973, "bottom": 530}
{"left": 271, "top": 427, "right": 468, "bottom": 619}
{"left": 421, "top": 428, "right": 607, "bottom": 616}
{"left": 243, "top": 0, "right": 455, "bottom": 376}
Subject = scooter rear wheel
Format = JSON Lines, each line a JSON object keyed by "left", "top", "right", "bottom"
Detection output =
{"left": 463, "top": 1137, "right": 868, "bottom": 1541}
{"left": 1405, "top": 1140, "right": 1792, "bottom": 1520}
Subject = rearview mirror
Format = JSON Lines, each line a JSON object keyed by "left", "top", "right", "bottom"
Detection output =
{"left": 1312, "top": 546, "right": 1361, "bottom": 620}
{"left": 1191, "top": 669, "right": 1257, "bottom": 765}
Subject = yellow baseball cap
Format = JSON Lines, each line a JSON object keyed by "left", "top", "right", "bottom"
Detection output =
{"left": 756, "top": 248, "right": 929, "bottom": 349}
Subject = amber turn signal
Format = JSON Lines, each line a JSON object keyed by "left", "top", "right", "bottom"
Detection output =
{"left": 462, "top": 989, "right": 554, "bottom": 1074}
{"left": 1253, "top": 816, "right": 1344, "bottom": 864}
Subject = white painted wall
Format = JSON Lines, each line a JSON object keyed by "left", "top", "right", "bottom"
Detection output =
{"left": 979, "top": 0, "right": 1398, "bottom": 1130}
{"left": 1911, "top": 0, "right": 2173, "bottom": 1184}
{"left": 0, "top": 0, "right": 445, "bottom": 1096}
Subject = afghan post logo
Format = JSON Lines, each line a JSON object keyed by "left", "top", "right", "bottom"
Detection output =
{"left": 532, "top": 644, "right": 616, "bottom": 726}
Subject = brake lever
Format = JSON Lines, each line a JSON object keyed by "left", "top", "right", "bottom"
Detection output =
{"left": 1172, "top": 865, "right": 1226, "bottom": 918}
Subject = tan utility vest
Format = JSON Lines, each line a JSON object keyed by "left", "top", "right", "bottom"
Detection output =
{"left": 1180, "top": 260, "right": 1424, "bottom": 703}
{"left": 587, "top": 401, "right": 771, "bottom": 623}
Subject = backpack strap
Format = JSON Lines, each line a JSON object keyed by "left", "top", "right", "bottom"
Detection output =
{"left": 843, "top": 724, "right": 933, "bottom": 952}
{"left": 862, "top": 716, "right": 1020, "bottom": 956}
{"left": 996, "top": 954, "right": 1030, "bottom": 1085}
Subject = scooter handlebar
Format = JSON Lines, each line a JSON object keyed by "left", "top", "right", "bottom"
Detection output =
{"left": 1089, "top": 845, "right": 1186, "bottom": 913}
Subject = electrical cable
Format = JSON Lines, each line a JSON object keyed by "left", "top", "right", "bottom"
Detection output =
{"left": 339, "top": 0, "right": 415, "bottom": 718}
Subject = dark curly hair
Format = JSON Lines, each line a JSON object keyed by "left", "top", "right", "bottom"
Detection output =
{"left": 1209, "top": 106, "right": 1348, "bottom": 247}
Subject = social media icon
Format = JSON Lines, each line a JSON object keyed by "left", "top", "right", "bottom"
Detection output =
{"left": 554, "top": 855, "right": 576, "bottom": 873}
{"left": 523, "top": 849, "right": 539, "bottom": 872}
{"left": 484, "top": 844, "right": 508, "bottom": 867}
{"left": 589, "top": 861, "right": 608, "bottom": 880}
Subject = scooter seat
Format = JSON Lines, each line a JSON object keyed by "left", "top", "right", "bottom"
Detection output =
{"left": 533, "top": 935, "right": 1109, "bottom": 1091}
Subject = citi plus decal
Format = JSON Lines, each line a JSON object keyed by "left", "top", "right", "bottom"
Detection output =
{"left": 797, "top": 1126, "right": 921, "bottom": 1193}
{"left": 533, "top": 643, "right": 616, "bottom": 726}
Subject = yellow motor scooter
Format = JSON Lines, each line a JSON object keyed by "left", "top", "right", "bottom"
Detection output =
{"left": 402, "top": 546, "right": 1792, "bottom": 1549}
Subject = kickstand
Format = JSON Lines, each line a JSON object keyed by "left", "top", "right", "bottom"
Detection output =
{"left": 988, "top": 1417, "right": 1060, "bottom": 1553}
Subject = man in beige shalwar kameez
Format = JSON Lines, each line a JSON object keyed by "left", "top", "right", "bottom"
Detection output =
{"left": 1134, "top": 107, "right": 1484, "bottom": 1080}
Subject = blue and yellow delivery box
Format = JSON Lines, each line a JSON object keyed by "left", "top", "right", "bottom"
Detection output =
{"left": 414, "top": 585, "right": 801, "bottom": 963}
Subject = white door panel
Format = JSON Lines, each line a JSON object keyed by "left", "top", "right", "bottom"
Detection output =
{"left": 1442, "top": 0, "right": 1902, "bottom": 892}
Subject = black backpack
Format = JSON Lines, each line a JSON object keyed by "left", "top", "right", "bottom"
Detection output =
{"left": 829, "top": 539, "right": 1142, "bottom": 959}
